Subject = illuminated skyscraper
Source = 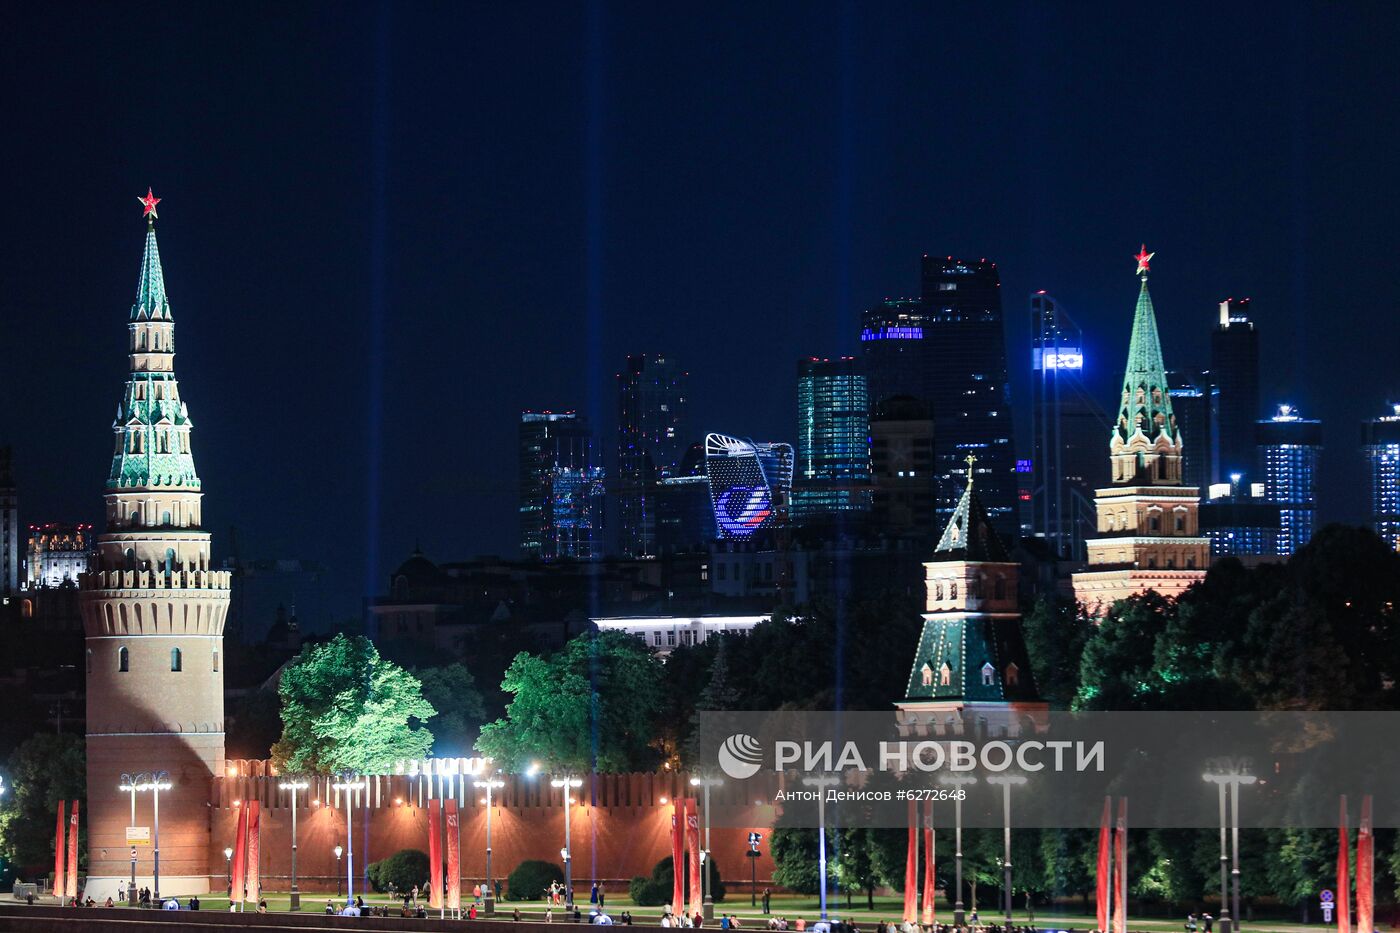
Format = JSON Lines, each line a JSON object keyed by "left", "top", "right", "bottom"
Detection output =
{"left": 792, "top": 357, "right": 871, "bottom": 521}
{"left": 1363, "top": 404, "right": 1400, "bottom": 550}
{"left": 1211, "top": 298, "right": 1260, "bottom": 483}
{"left": 616, "top": 354, "right": 688, "bottom": 558}
{"left": 519, "top": 412, "right": 605, "bottom": 560}
{"left": 1029, "top": 292, "right": 1110, "bottom": 559}
{"left": 704, "top": 433, "right": 794, "bottom": 540}
{"left": 1167, "top": 369, "right": 1217, "bottom": 491}
{"left": 1257, "top": 404, "right": 1322, "bottom": 555}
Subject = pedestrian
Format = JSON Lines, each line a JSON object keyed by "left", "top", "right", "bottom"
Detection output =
{"left": 497, "top": 880, "right": 505, "bottom": 902}
{"left": 412, "top": 884, "right": 419, "bottom": 906}
{"left": 599, "top": 885, "right": 606, "bottom": 909}
{"left": 722, "top": 914, "right": 732, "bottom": 930}
{"left": 514, "top": 908, "right": 522, "bottom": 922}
{"left": 762, "top": 888, "right": 772, "bottom": 915}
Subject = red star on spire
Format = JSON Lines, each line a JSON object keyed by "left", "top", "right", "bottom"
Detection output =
{"left": 138, "top": 187, "right": 161, "bottom": 220}
{"left": 1134, "top": 244, "right": 1154, "bottom": 275}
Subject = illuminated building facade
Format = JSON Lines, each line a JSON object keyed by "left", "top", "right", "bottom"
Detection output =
{"left": 1257, "top": 404, "right": 1322, "bottom": 555}
{"left": 870, "top": 395, "right": 936, "bottom": 535}
{"left": 860, "top": 298, "right": 929, "bottom": 409}
{"left": 1199, "top": 487, "right": 1282, "bottom": 559}
{"left": 79, "top": 196, "right": 232, "bottom": 897}
{"left": 1029, "top": 292, "right": 1110, "bottom": 559}
{"left": 1167, "top": 369, "right": 1217, "bottom": 491}
{"left": 1211, "top": 298, "right": 1260, "bottom": 484}
{"left": 792, "top": 357, "right": 871, "bottom": 521}
{"left": 704, "top": 433, "right": 793, "bottom": 540}
{"left": 1073, "top": 248, "right": 1209, "bottom": 612}
{"left": 519, "top": 411, "right": 605, "bottom": 561}
{"left": 26, "top": 522, "right": 95, "bottom": 587}
{"left": 616, "top": 354, "right": 688, "bottom": 558}
{"left": 1363, "top": 404, "right": 1400, "bottom": 550}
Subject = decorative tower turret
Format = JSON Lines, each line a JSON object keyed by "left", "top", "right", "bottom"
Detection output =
{"left": 1073, "top": 248, "right": 1209, "bottom": 612}
{"left": 80, "top": 191, "right": 232, "bottom": 898}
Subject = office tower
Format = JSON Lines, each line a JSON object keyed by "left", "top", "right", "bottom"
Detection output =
{"left": 1199, "top": 486, "right": 1282, "bottom": 558}
{"left": 704, "top": 433, "right": 794, "bottom": 540}
{"left": 655, "top": 477, "right": 717, "bottom": 552}
{"left": 792, "top": 357, "right": 871, "bottom": 522}
{"left": 1167, "top": 369, "right": 1217, "bottom": 490}
{"left": 1363, "top": 404, "right": 1400, "bottom": 550}
{"left": 1029, "top": 292, "right": 1112, "bottom": 559}
{"left": 1074, "top": 247, "right": 1209, "bottom": 611}
{"left": 519, "top": 411, "right": 605, "bottom": 560}
{"left": 860, "top": 298, "right": 930, "bottom": 408}
{"left": 616, "top": 354, "right": 688, "bottom": 558}
{"left": 869, "top": 396, "right": 936, "bottom": 535}
{"left": 1211, "top": 298, "right": 1260, "bottom": 483}
{"left": 1257, "top": 404, "right": 1322, "bottom": 555}
{"left": 0, "top": 447, "right": 16, "bottom": 600}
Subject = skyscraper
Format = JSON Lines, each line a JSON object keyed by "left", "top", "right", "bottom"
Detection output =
{"left": 1362, "top": 404, "right": 1400, "bottom": 550}
{"left": 704, "top": 433, "right": 794, "bottom": 540}
{"left": 792, "top": 357, "right": 871, "bottom": 522}
{"left": 519, "top": 411, "right": 605, "bottom": 560}
{"left": 1074, "top": 247, "right": 1209, "bottom": 611}
{"left": 1211, "top": 298, "right": 1260, "bottom": 483}
{"left": 616, "top": 354, "right": 688, "bottom": 558}
{"left": 1029, "top": 292, "right": 1111, "bottom": 559}
{"left": 859, "top": 258, "right": 1017, "bottom": 540}
{"left": 869, "top": 396, "right": 936, "bottom": 535}
{"left": 1167, "top": 369, "right": 1217, "bottom": 491}
{"left": 80, "top": 193, "right": 232, "bottom": 896}
{"left": 0, "top": 447, "right": 16, "bottom": 601}
{"left": 1258, "top": 404, "right": 1322, "bottom": 555}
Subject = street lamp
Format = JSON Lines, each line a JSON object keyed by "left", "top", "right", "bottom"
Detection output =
{"left": 121, "top": 778, "right": 139, "bottom": 905}
{"left": 938, "top": 774, "right": 978, "bottom": 925}
{"left": 1204, "top": 770, "right": 1256, "bottom": 933}
{"left": 474, "top": 774, "right": 506, "bottom": 914}
{"left": 334, "top": 846, "right": 344, "bottom": 897}
{"left": 331, "top": 778, "right": 366, "bottom": 905}
{"left": 279, "top": 779, "right": 310, "bottom": 910}
{"left": 690, "top": 776, "right": 723, "bottom": 920}
{"left": 551, "top": 777, "right": 583, "bottom": 908}
{"left": 800, "top": 774, "right": 840, "bottom": 920}
{"left": 119, "top": 771, "right": 172, "bottom": 902}
{"left": 224, "top": 847, "right": 233, "bottom": 898}
{"left": 986, "top": 775, "right": 1028, "bottom": 925}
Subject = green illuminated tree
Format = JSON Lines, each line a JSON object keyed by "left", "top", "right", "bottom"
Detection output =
{"left": 417, "top": 663, "right": 486, "bottom": 757}
{"left": 0, "top": 733, "right": 85, "bottom": 873}
{"left": 271, "top": 634, "right": 435, "bottom": 774}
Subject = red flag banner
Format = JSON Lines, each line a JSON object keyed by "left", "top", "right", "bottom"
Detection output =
{"left": 53, "top": 801, "right": 66, "bottom": 899}
{"left": 445, "top": 798, "right": 462, "bottom": 912}
{"left": 65, "top": 801, "right": 80, "bottom": 902}
{"left": 921, "top": 803, "right": 935, "bottom": 927}
{"left": 1338, "top": 796, "right": 1351, "bottom": 933}
{"left": 903, "top": 799, "right": 918, "bottom": 923}
{"left": 671, "top": 801, "right": 684, "bottom": 914}
{"left": 428, "top": 798, "right": 444, "bottom": 910}
{"left": 1357, "top": 796, "right": 1373, "bottom": 933}
{"left": 686, "top": 798, "right": 702, "bottom": 913}
{"left": 1096, "top": 798, "right": 1111, "bottom": 933}
{"left": 245, "top": 801, "right": 261, "bottom": 904}
{"left": 1113, "top": 798, "right": 1127, "bottom": 933}
{"left": 231, "top": 803, "right": 249, "bottom": 907}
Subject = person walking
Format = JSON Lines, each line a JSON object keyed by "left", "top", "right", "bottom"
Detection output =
{"left": 762, "top": 888, "right": 772, "bottom": 915}
{"left": 591, "top": 882, "right": 599, "bottom": 905}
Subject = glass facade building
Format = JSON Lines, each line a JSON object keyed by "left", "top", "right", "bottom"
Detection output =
{"left": 869, "top": 395, "right": 936, "bottom": 535}
{"left": 1257, "top": 404, "right": 1322, "bottom": 556}
{"left": 519, "top": 412, "right": 605, "bottom": 560}
{"left": 1363, "top": 404, "right": 1400, "bottom": 550}
{"left": 616, "top": 354, "right": 688, "bottom": 558}
{"left": 704, "top": 433, "right": 794, "bottom": 540}
{"left": 792, "top": 357, "right": 871, "bottom": 521}
{"left": 1167, "top": 369, "right": 1218, "bottom": 491}
{"left": 1211, "top": 298, "right": 1260, "bottom": 484}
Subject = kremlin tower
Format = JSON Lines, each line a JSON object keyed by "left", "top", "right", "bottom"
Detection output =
{"left": 1072, "top": 248, "right": 1209, "bottom": 611}
{"left": 79, "top": 191, "right": 232, "bottom": 897}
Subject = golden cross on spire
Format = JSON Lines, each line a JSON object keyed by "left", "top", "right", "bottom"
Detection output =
{"left": 964, "top": 453, "right": 977, "bottom": 477}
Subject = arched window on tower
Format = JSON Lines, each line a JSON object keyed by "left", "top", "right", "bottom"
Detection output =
{"left": 164, "top": 548, "right": 175, "bottom": 573}
{"left": 170, "top": 648, "right": 182, "bottom": 672}
{"left": 118, "top": 646, "right": 129, "bottom": 672}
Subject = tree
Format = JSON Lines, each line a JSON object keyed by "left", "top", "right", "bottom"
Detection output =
{"left": 367, "top": 848, "right": 429, "bottom": 893}
{"left": 770, "top": 827, "right": 837, "bottom": 894}
{"left": 0, "top": 733, "right": 85, "bottom": 874}
{"left": 1020, "top": 598, "right": 1092, "bottom": 708}
{"left": 271, "top": 634, "right": 436, "bottom": 774}
{"left": 417, "top": 663, "right": 486, "bottom": 757}
{"left": 477, "top": 630, "right": 665, "bottom": 773}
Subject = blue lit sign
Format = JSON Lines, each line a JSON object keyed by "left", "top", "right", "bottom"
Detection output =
{"left": 1015, "top": 459, "right": 1033, "bottom": 473}
{"left": 1032, "top": 348, "right": 1084, "bottom": 370}
{"left": 714, "top": 486, "right": 773, "bottom": 537}
{"left": 860, "top": 326, "right": 924, "bottom": 341}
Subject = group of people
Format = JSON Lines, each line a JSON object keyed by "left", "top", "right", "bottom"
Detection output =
{"left": 1185, "top": 913, "right": 1216, "bottom": 933}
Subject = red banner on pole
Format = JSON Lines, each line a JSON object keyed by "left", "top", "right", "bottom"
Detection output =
{"left": 903, "top": 799, "right": 918, "bottom": 923}
{"left": 671, "top": 801, "right": 684, "bottom": 914}
{"left": 53, "top": 800, "right": 65, "bottom": 899}
{"left": 1338, "top": 796, "right": 1351, "bottom": 933}
{"left": 1113, "top": 798, "right": 1127, "bottom": 933}
{"left": 231, "top": 803, "right": 249, "bottom": 907}
{"left": 921, "top": 803, "right": 935, "bottom": 927}
{"left": 65, "top": 801, "right": 80, "bottom": 902}
{"left": 1096, "top": 797, "right": 1111, "bottom": 933}
{"left": 686, "top": 798, "right": 701, "bottom": 913}
{"left": 445, "top": 798, "right": 462, "bottom": 913}
{"left": 427, "top": 798, "right": 443, "bottom": 910}
{"left": 1357, "top": 796, "right": 1373, "bottom": 933}
{"left": 245, "top": 801, "right": 261, "bottom": 904}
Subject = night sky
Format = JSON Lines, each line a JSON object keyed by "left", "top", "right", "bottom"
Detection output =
{"left": 5, "top": 2, "right": 1398, "bottom": 626}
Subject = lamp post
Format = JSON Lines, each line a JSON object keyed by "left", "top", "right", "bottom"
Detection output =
{"left": 331, "top": 778, "right": 366, "bottom": 905}
{"left": 1203, "top": 768, "right": 1256, "bottom": 933}
{"left": 120, "top": 771, "right": 172, "bottom": 902}
{"left": 334, "top": 846, "right": 344, "bottom": 897}
{"left": 551, "top": 777, "right": 583, "bottom": 909}
{"left": 279, "top": 780, "right": 310, "bottom": 910}
{"left": 690, "top": 776, "right": 723, "bottom": 920}
{"left": 801, "top": 774, "right": 840, "bottom": 920}
{"left": 939, "top": 774, "right": 978, "bottom": 925}
{"left": 475, "top": 775, "right": 505, "bottom": 914}
{"left": 123, "top": 778, "right": 139, "bottom": 905}
{"left": 224, "top": 847, "right": 233, "bottom": 898}
{"left": 986, "top": 775, "right": 1027, "bottom": 925}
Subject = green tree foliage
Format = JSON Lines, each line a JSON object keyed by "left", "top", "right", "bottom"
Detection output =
{"left": 271, "top": 634, "right": 435, "bottom": 774}
{"left": 1020, "top": 598, "right": 1092, "bottom": 708}
{"left": 367, "top": 848, "right": 429, "bottom": 893}
{"left": 0, "top": 733, "right": 85, "bottom": 873}
{"left": 770, "top": 827, "right": 837, "bottom": 894}
{"left": 508, "top": 858, "right": 564, "bottom": 901}
{"left": 477, "top": 630, "right": 665, "bottom": 772}
{"left": 417, "top": 663, "right": 486, "bottom": 756}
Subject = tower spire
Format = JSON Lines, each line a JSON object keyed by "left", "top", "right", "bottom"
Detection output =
{"left": 133, "top": 190, "right": 170, "bottom": 322}
{"left": 1114, "top": 245, "right": 1177, "bottom": 452}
